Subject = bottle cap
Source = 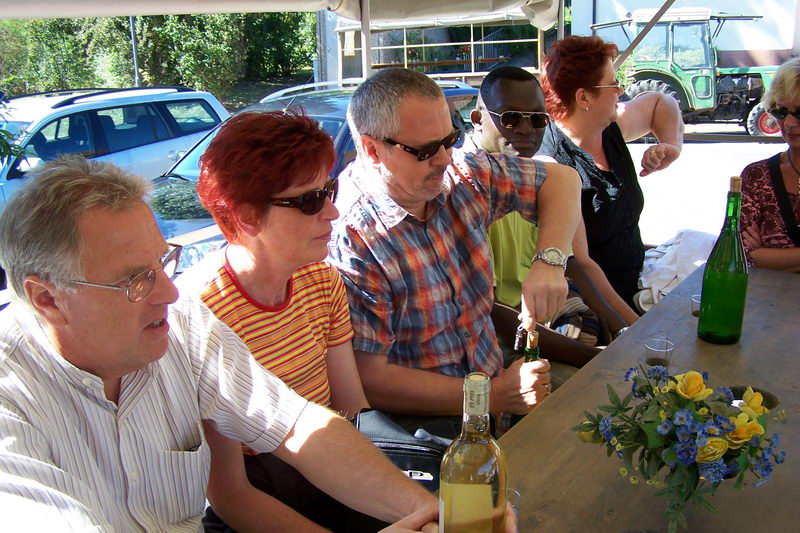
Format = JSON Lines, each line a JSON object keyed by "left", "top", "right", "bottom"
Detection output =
{"left": 730, "top": 176, "right": 742, "bottom": 192}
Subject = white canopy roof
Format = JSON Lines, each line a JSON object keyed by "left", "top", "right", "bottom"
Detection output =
{"left": 0, "top": 0, "right": 560, "bottom": 28}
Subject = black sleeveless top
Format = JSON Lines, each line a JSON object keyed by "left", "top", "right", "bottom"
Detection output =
{"left": 539, "top": 122, "right": 645, "bottom": 306}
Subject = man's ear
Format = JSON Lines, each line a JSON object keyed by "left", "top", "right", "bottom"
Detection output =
{"left": 359, "top": 134, "right": 383, "bottom": 168}
{"left": 231, "top": 204, "right": 263, "bottom": 239}
{"left": 470, "top": 108, "right": 484, "bottom": 131}
{"left": 24, "top": 276, "right": 68, "bottom": 327}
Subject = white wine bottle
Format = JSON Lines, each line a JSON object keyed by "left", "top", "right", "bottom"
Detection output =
{"left": 440, "top": 372, "right": 508, "bottom": 533}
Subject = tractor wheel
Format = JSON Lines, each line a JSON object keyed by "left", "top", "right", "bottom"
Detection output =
{"left": 746, "top": 102, "right": 781, "bottom": 136}
{"left": 625, "top": 79, "right": 683, "bottom": 110}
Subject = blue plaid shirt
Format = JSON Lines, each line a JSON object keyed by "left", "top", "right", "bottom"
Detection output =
{"left": 328, "top": 148, "right": 547, "bottom": 378}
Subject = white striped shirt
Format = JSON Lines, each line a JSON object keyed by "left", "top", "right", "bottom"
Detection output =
{"left": 0, "top": 296, "right": 309, "bottom": 532}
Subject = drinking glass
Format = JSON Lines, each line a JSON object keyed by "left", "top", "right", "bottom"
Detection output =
{"left": 643, "top": 338, "right": 674, "bottom": 368}
{"left": 690, "top": 295, "right": 702, "bottom": 317}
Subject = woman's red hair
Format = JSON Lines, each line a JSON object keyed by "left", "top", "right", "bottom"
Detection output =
{"left": 542, "top": 35, "right": 618, "bottom": 122}
{"left": 197, "top": 110, "right": 336, "bottom": 243}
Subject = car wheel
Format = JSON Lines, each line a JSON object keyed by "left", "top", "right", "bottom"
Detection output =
{"left": 746, "top": 102, "right": 781, "bottom": 137}
{"left": 625, "top": 79, "right": 683, "bottom": 110}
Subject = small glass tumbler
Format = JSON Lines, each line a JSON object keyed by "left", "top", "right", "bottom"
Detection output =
{"left": 690, "top": 295, "right": 702, "bottom": 318}
{"left": 643, "top": 338, "right": 674, "bottom": 368}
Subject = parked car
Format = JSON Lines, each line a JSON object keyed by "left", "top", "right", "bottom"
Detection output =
{"left": 149, "top": 78, "right": 478, "bottom": 272}
{"left": 0, "top": 86, "right": 229, "bottom": 213}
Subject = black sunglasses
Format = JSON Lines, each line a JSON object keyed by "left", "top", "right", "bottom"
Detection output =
{"left": 769, "top": 107, "right": 800, "bottom": 120}
{"left": 384, "top": 128, "right": 460, "bottom": 161}
{"left": 267, "top": 179, "right": 338, "bottom": 215}
{"left": 487, "top": 109, "right": 550, "bottom": 130}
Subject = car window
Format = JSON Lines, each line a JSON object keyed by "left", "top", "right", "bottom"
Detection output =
{"left": 11, "top": 112, "right": 96, "bottom": 178}
{"left": 162, "top": 100, "right": 220, "bottom": 135}
{"left": 96, "top": 104, "right": 168, "bottom": 153}
{"left": 0, "top": 120, "right": 31, "bottom": 138}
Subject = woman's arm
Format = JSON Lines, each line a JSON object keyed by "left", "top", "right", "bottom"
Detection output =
{"left": 616, "top": 92, "right": 684, "bottom": 176}
{"left": 748, "top": 245, "right": 800, "bottom": 272}
{"left": 326, "top": 340, "right": 370, "bottom": 418}
{"left": 203, "top": 421, "right": 328, "bottom": 533}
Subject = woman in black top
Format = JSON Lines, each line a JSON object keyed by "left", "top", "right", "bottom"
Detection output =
{"left": 539, "top": 35, "right": 684, "bottom": 309}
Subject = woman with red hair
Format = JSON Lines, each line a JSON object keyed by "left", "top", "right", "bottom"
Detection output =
{"left": 539, "top": 35, "right": 684, "bottom": 308}
{"left": 176, "top": 110, "right": 371, "bottom": 531}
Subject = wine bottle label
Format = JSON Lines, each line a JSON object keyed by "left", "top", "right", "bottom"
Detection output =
{"left": 464, "top": 372, "right": 489, "bottom": 416}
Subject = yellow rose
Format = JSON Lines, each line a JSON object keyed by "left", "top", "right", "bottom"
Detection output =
{"left": 673, "top": 371, "right": 714, "bottom": 401}
{"left": 696, "top": 437, "right": 729, "bottom": 463}
{"left": 726, "top": 413, "right": 765, "bottom": 449}
{"left": 742, "top": 386, "right": 769, "bottom": 415}
{"left": 698, "top": 407, "right": 709, "bottom": 415}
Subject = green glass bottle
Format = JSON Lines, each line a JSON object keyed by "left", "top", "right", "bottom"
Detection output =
{"left": 697, "top": 176, "right": 749, "bottom": 344}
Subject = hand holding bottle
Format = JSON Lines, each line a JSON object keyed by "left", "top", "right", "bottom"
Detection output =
{"left": 491, "top": 357, "right": 551, "bottom": 415}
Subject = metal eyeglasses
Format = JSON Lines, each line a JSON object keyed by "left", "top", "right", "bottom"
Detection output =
{"left": 487, "top": 109, "right": 550, "bottom": 130}
{"left": 67, "top": 244, "right": 182, "bottom": 302}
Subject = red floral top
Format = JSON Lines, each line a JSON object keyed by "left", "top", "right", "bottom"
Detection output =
{"left": 740, "top": 156, "right": 800, "bottom": 263}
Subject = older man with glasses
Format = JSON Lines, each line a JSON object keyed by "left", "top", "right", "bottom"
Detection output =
{"left": 0, "top": 155, "right": 438, "bottom": 532}
{"left": 327, "top": 67, "right": 582, "bottom": 438}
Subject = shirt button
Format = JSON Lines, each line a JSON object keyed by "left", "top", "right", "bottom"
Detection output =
{"left": 442, "top": 261, "right": 450, "bottom": 268}
{"left": 464, "top": 331, "right": 472, "bottom": 338}
{"left": 81, "top": 378, "right": 94, "bottom": 387}
{"left": 456, "top": 298, "right": 464, "bottom": 305}
{"left": 129, "top": 470, "right": 139, "bottom": 482}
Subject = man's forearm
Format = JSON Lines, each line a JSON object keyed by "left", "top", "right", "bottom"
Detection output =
{"left": 534, "top": 163, "right": 581, "bottom": 253}
{"left": 274, "top": 403, "right": 435, "bottom": 523}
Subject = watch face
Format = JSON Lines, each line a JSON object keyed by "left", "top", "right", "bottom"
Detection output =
{"left": 542, "top": 248, "right": 565, "bottom": 265}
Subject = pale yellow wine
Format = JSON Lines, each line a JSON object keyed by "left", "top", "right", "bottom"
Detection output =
{"left": 440, "top": 373, "right": 508, "bottom": 533}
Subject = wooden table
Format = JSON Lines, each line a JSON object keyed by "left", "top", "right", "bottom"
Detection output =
{"left": 500, "top": 267, "right": 799, "bottom": 532}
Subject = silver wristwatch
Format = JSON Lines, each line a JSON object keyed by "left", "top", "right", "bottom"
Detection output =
{"left": 532, "top": 247, "right": 568, "bottom": 270}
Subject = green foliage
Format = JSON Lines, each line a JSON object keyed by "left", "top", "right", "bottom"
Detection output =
{"left": 243, "top": 13, "right": 316, "bottom": 78}
{"left": 0, "top": 13, "right": 316, "bottom": 97}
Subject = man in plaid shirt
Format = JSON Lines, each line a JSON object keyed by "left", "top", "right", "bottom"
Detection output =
{"left": 328, "top": 68, "right": 581, "bottom": 431}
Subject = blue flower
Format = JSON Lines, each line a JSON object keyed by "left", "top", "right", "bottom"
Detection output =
{"left": 623, "top": 367, "right": 638, "bottom": 382}
{"left": 701, "top": 370, "right": 710, "bottom": 381}
{"left": 657, "top": 419, "right": 673, "bottom": 435}
{"left": 716, "top": 386, "right": 734, "bottom": 405}
{"left": 753, "top": 456, "right": 774, "bottom": 481}
{"left": 695, "top": 433, "right": 708, "bottom": 447}
{"left": 676, "top": 445, "right": 697, "bottom": 466}
{"left": 631, "top": 381, "right": 646, "bottom": 398}
{"left": 646, "top": 365, "right": 669, "bottom": 386}
{"left": 673, "top": 409, "right": 693, "bottom": 426}
{"left": 770, "top": 433, "right": 780, "bottom": 447}
{"left": 698, "top": 459, "right": 727, "bottom": 483}
{"left": 599, "top": 416, "right": 614, "bottom": 442}
{"left": 715, "top": 416, "right": 735, "bottom": 433}
{"left": 676, "top": 425, "right": 691, "bottom": 442}
{"left": 749, "top": 435, "right": 762, "bottom": 447}
{"left": 703, "top": 421, "right": 723, "bottom": 437}
{"left": 661, "top": 448, "right": 676, "bottom": 467}
{"left": 687, "top": 419, "right": 703, "bottom": 434}
{"left": 774, "top": 450, "right": 786, "bottom": 464}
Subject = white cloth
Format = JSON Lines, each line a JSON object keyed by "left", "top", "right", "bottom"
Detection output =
{"left": 635, "top": 229, "right": 716, "bottom": 312}
{"left": 0, "top": 297, "right": 309, "bottom": 532}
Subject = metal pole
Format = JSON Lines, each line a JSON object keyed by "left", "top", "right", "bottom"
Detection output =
{"left": 613, "top": 0, "right": 677, "bottom": 70}
{"left": 557, "top": 0, "right": 564, "bottom": 40}
{"left": 129, "top": 16, "right": 141, "bottom": 87}
{"left": 360, "top": 0, "right": 372, "bottom": 78}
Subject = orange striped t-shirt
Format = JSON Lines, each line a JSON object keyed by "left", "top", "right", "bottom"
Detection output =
{"left": 190, "top": 253, "right": 354, "bottom": 407}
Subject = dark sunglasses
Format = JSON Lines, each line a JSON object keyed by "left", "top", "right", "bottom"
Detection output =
{"left": 769, "top": 107, "right": 800, "bottom": 120}
{"left": 384, "top": 128, "right": 461, "bottom": 161}
{"left": 267, "top": 179, "right": 338, "bottom": 215}
{"left": 487, "top": 109, "right": 550, "bottom": 130}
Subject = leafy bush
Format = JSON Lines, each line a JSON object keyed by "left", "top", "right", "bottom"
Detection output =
{"left": 150, "top": 181, "right": 210, "bottom": 220}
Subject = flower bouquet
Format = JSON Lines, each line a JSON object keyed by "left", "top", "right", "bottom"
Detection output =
{"left": 573, "top": 366, "right": 785, "bottom": 532}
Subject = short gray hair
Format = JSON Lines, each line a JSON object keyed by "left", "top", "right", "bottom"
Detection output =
{"left": 763, "top": 57, "right": 800, "bottom": 111}
{"left": 0, "top": 155, "right": 151, "bottom": 305}
{"left": 347, "top": 68, "right": 444, "bottom": 147}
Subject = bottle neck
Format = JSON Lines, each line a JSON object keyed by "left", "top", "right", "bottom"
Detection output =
{"left": 723, "top": 191, "right": 742, "bottom": 232}
{"left": 461, "top": 374, "right": 492, "bottom": 437}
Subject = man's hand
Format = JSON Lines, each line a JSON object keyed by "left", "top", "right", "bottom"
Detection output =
{"left": 519, "top": 261, "right": 568, "bottom": 330}
{"left": 490, "top": 357, "right": 551, "bottom": 414}
{"left": 639, "top": 143, "right": 680, "bottom": 177}
{"left": 380, "top": 506, "right": 439, "bottom": 533}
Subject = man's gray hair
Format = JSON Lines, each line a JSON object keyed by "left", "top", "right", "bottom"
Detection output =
{"left": 0, "top": 155, "right": 151, "bottom": 305}
{"left": 347, "top": 68, "right": 444, "bottom": 147}
{"left": 763, "top": 57, "right": 800, "bottom": 111}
